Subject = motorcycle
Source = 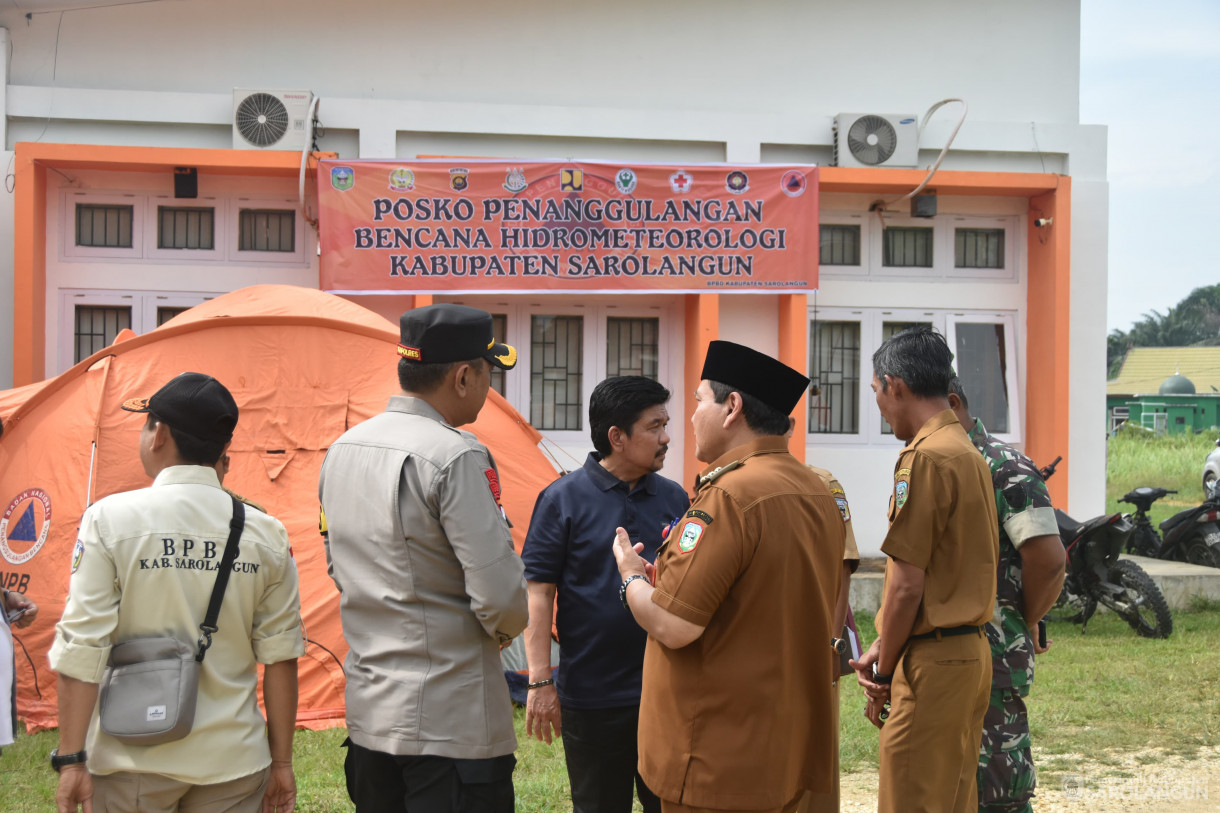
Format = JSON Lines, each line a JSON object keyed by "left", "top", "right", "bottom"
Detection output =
{"left": 1041, "top": 457, "right": 1173, "bottom": 639}
{"left": 1120, "top": 486, "right": 1220, "bottom": 568}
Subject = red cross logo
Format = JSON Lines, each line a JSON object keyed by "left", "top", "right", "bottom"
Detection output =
{"left": 669, "top": 171, "right": 693, "bottom": 193}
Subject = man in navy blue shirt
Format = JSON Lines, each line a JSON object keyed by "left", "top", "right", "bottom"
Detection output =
{"left": 522, "top": 376, "right": 690, "bottom": 813}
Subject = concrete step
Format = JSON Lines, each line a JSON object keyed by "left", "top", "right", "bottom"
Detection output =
{"left": 847, "top": 554, "right": 1220, "bottom": 616}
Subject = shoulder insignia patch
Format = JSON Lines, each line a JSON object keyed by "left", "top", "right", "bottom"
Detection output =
{"left": 677, "top": 521, "right": 704, "bottom": 553}
{"left": 698, "top": 460, "right": 742, "bottom": 489}
{"left": 895, "top": 477, "right": 910, "bottom": 510}
{"left": 71, "top": 538, "right": 85, "bottom": 573}
{"left": 835, "top": 497, "right": 851, "bottom": 523}
{"left": 685, "top": 509, "right": 714, "bottom": 524}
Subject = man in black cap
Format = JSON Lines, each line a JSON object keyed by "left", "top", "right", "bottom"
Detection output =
{"left": 319, "top": 304, "right": 529, "bottom": 813}
{"left": 612, "top": 341, "right": 845, "bottom": 813}
{"left": 50, "top": 372, "right": 305, "bottom": 813}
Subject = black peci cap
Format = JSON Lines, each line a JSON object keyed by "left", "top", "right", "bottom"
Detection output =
{"left": 398, "top": 304, "right": 517, "bottom": 370}
{"left": 700, "top": 340, "right": 810, "bottom": 414}
{"left": 121, "top": 372, "right": 239, "bottom": 445}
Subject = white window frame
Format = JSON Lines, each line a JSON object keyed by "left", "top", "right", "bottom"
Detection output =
{"left": 943, "top": 311, "right": 1021, "bottom": 444}
{"left": 945, "top": 215, "right": 1019, "bottom": 281}
{"left": 57, "top": 288, "right": 221, "bottom": 373}
{"left": 807, "top": 306, "right": 1022, "bottom": 446}
{"left": 229, "top": 197, "right": 308, "bottom": 265}
{"left": 447, "top": 298, "right": 672, "bottom": 447}
{"left": 817, "top": 210, "right": 1020, "bottom": 283}
{"left": 145, "top": 196, "right": 227, "bottom": 263}
{"left": 817, "top": 212, "right": 870, "bottom": 278}
{"left": 61, "top": 191, "right": 146, "bottom": 261}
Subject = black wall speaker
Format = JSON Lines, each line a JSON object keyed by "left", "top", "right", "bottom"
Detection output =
{"left": 174, "top": 167, "right": 198, "bottom": 199}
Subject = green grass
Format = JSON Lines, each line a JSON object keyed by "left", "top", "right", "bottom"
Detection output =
{"left": 8, "top": 607, "right": 1218, "bottom": 810}
{"left": 1104, "top": 426, "right": 1217, "bottom": 526}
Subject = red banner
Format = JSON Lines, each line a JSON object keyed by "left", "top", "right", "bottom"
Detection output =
{"left": 318, "top": 160, "right": 818, "bottom": 293}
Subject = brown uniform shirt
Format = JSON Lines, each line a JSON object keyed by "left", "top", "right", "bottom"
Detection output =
{"left": 808, "top": 465, "right": 860, "bottom": 570}
{"left": 639, "top": 437, "right": 845, "bottom": 809}
{"left": 877, "top": 410, "right": 998, "bottom": 635}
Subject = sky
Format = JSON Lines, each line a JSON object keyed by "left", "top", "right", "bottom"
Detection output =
{"left": 1081, "top": 0, "right": 1220, "bottom": 333}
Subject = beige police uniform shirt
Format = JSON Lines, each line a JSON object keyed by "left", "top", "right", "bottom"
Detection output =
{"left": 49, "top": 466, "right": 305, "bottom": 784}
{"left": 877, "top": 410, "right": 999, "bottom": 635}
{"left": 639, "top": 437, "right": 845, "bottom": 809}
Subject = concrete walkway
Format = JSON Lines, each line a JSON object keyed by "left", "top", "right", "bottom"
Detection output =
{"left": 848, "top": 554, "right": 1220, "bottom": 615}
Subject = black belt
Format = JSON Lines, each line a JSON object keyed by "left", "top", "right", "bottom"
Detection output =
{"left": 908, "top": 625, "right": 985, "bottom": 642}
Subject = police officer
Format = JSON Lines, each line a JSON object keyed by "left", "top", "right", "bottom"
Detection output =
{"left": 852, "top": 326, "right": 999, "bottom": 813}
{"left": 319, "top": 304, "right": 529, "bottom": 813}
{"left": 948, "top": 378, "right": 1066, "bottom": 813}
{"left": 612, "top": 340, "right": 845, "bottom": 813}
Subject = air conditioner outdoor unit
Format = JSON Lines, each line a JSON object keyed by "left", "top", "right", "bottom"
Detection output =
{"left": 833, "top": 113, "right": 919, "bottom": 168}
{"left": 232, "top": 89, "right": 313, "bottom": 150}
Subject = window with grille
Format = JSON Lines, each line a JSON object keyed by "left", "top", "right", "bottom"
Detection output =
{"left": 951, "top": 321, "right": 1010, "bottom": 433}
{"left": 808, "top": 321, "right": 860, "bottom": 434}
{"left": 531, "top": 315, "right": 583, "bottom": 430}
{"left": 157, "top": 206, "right": 214, "bottom": 250}
{"left": 606, "top": 317, "right": 659, "bottom": 379}
{"left": 882, "top": 227, "right": 933, "bottom": 267}
{"left": 74, "top": 306, "right": 131, "bottom": 363}
{"left": 819, "top": 224, "right": 861, "bottom": 266}
{"left": 489, "top": 314, "right": 508, "bottom": 396}
{"left": 76, "top": 204, "right": 134, "bottom": 248}
{"left": 239, "top": 208, "right": 295, "bottom": 252}
{"left": 955, "top": 228, "right": 1005, "bottom": 269}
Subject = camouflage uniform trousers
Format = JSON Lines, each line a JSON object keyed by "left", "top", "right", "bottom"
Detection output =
{"left": 976, "top": 686, "right": 1035, "bottom": 813}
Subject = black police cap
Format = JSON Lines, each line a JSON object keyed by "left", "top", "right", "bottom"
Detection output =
{"left": 398, "top": 304, "right": 517, "bottom": 370}
{"left": 121, "top": 372, "right": 239, "bottom": 445}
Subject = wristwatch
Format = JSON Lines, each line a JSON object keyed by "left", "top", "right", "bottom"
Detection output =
{"left": 619, "top": 574, "right": 648, "bottom": 609}
{"left": 50, "top": 748, "right": 88, "bottom": 772}
{"left": 871, "top": 663, "right": 893, "bottom": 685}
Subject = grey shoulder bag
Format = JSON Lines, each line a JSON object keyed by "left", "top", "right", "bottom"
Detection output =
{"left": 98, "top": 496, "right": 245, "bottom": 745}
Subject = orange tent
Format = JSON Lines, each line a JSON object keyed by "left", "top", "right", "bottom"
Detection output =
{"left": 0, "top": 285, "right": 558, "bottom": 731}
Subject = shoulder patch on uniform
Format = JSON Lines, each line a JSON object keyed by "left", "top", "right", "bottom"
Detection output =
{"left": 677, "top": 521, "right": 705, "bottom": 553}
{"left": 835, "top": 497, "right": 851, "bottom": 523}
{"left": 71, "top": 538, "right": 85, "bottom": 573}
{"left": 895, "top": 467, "right": 911, "bottom": 511}
{"left": 484, "top": 468, "right": 501, "bottom": 501}
{"left": 685, "top": 509, "right": 714, "bottom": 524}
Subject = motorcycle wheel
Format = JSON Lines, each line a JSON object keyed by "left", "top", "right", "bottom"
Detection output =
{"left": 1186, "top": 539, "right": 1220, "bottom": 568}
{"left": 1126, "top": 526, "right": 1161, "bottom": 557}
{"left": 1107, "top": 560, "right": 1173, "bottom": 639}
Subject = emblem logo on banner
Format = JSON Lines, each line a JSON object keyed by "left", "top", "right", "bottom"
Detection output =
{"left": 781, "top": 170, "right": 807, "bottom": 197}
{"left": 560, "top": 168, "right": 584, "bottom": 192}
{"left": 449, "top": 168, "right": 470, "bottom": 192}
{"left": 615, "top": 168, "right": 638, "bottom": 195}
{"left": 503, "top": 168, "right": 528, "bottom": 193}
{"left": 0, "top": 488, "right": 53, "bottom": 565}
{"left": 389, "top": 168, "right": 416, "bottom": 192}
{"left": 330, "top": 166, "right": 355, "bottom": 192}
{"left": 669, "top": 170, "right": 693, "bottom": 193}
{"left": 726, "top": 171, "right": 750, "bottom": 194}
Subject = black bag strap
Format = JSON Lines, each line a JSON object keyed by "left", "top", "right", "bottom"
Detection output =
{"left": 195, "top": 496, "right": 245, "bottom": 663}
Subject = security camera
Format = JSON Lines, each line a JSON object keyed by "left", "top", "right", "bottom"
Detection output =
{"left": 1034, "top": 217, "right": 1053, "bottom": 228}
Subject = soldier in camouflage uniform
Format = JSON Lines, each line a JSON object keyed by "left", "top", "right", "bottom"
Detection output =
{"left": 948, "top": 379, "right": 1066, "bottom": 813}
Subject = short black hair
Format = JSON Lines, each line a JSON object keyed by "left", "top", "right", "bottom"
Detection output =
{"left": 708, "top": 380, "right": 792, "bottom": 436}
{"left": 148, "top": 412, "right": 226, "bottom": 466}
{"left": 398, "top": 358, "right": 465, "bottom": 394}
{"left": 589, "top": 376, "right": 671, "bottom": 457}
{"left": 948, "top": 376, "right": 970, "bottom": 410}
{"left": 872, "top": 326, "right": 955, "bottom": 398}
